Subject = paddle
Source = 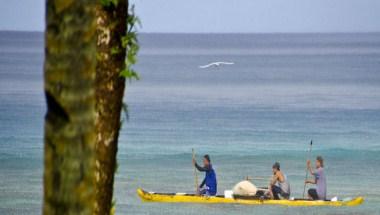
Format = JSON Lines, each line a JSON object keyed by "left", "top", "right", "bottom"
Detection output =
{"left": 302, "top": 140, "right": 313, "bottom": 198}
{"left": 192, "top": 148, "right": 199, "bottom": 194}
{"left": 245, "top": 176, "right": 270, "bottom": 181}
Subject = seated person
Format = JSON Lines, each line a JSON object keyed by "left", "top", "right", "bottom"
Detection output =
{"left": 192, "top": 154, "right": 217, "bottom": 196}
{"left": 268, "top": 162, "right": 290, "bottom": 199}
{"left": 305, "top": 156, "right": 327, "bottom": 200}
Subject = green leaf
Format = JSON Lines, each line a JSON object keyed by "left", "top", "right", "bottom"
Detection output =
{"left": 119, "top": 4, "right": 140, "bottom": 81}
{"left": 99, "top": 0, "right": 118, "bottom": 7}
{"left": 120, "top": 68, "right": 140, "bottom": 80}
{"left": 111, "top": 46, "right": 121, "bottom": 55}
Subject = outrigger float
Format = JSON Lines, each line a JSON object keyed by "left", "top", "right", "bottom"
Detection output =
{"left": 137, "top": 188, "right": 364, "bottom": 207}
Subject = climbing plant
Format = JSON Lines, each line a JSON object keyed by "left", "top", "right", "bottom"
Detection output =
{"left": 120, "top": 4, "right": 140, "bottom": 80}
{"left": 99, "top": 1, "right": 140, "bottom": 81}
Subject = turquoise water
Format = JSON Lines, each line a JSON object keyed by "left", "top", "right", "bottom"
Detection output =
{"left": 1, "top": 32, "right": 380, "bottom": 214}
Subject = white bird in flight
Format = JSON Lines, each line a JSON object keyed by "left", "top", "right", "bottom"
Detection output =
{"left": 199, "top": 61, "right": 235, "bottom": 69}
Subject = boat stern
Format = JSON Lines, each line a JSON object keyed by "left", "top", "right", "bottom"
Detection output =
{"left": 346, "top": 196, "right": 364, "bottom": 206}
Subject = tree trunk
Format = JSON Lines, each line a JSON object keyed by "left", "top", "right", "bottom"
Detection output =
{"left": 43, "top": 1, "right": 97, "bottom": 215}
{"left": 94, "top": 1, "right": 128, "bottom": 215}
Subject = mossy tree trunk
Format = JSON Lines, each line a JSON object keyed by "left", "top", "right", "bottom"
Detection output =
{"left": 94, "top": 1, "right": 128, "bottom": 215}
{"left": 43, "top": 1, "right": 97, "bottom": 215}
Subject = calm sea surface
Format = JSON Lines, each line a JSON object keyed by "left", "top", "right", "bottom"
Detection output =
{"left": 0, "top": 31, "right": 380, "bottom": 214}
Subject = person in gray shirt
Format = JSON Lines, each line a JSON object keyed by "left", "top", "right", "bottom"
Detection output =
{"left": 305, "top": 156, "right": 327, "bottom": 200}
{"left": 268, "top": 162, "right": 291, "bottom": 200}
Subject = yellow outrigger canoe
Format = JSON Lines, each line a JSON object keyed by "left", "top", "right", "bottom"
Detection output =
{"left": 137, "top": 188, "right": 364, "bottom": 207}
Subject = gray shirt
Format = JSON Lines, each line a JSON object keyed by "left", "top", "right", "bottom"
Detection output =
{"left": 313, "top": 167, "right": 327, "bottom": 200}
{"left": 276, "top": 174, "right": 290, "bottom": 195}
{"left": 279, "top": 178, "right": 290, "bottom": 195}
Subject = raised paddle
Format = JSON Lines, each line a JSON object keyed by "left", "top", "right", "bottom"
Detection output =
{"left": 192, "top": 149, "right": 199, "bottom": 194}
{"left": 302, "top": 140, "right": 313, "bottom": 198}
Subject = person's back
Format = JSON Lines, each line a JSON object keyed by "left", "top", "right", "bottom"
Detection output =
{"left": 204, "top": 164, "right": 217, "bottom": 195}
{"left": 278, "top": 172, "right": 290, "bottom": 197}
{"left": 315, "top": 167, "right": 326, "bottom": 200}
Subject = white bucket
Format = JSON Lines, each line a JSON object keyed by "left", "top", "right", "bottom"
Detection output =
{"left": 224, "top": 190, "right": 234, "bottom": 198}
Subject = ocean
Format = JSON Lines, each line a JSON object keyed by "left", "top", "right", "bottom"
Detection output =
{"left": 0, "top": 31, "right": 380, "bottom": 214}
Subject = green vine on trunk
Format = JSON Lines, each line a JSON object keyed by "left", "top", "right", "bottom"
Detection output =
{"left": 99, "top": 1, "right": 139, "bottom": 125}
{"left": 120, "top": 4, "right": 140, "bottom": 80}
{"left": 120, "top": 4, "right": 140, "bottom": 124}
{"left": 99, "top": 0, "right": 140, "bottom": 81}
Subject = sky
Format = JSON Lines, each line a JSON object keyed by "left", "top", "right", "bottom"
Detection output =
{"left": 0, "top": 0, "right": 380, "bottom": 33}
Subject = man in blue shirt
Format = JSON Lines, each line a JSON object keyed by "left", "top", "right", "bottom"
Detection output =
{"left": 192, "top": 154, "right": 217, "bottom": 196}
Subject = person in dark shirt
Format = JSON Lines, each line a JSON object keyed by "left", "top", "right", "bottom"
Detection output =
{"left": 192, "top": 154, "right": 217, "bottom": 196}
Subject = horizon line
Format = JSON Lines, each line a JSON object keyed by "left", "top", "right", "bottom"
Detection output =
{"left": 1, "top": 29, "right": 380, "bottom": 35}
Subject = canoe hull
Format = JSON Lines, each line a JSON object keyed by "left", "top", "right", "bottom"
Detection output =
{"left": 137, "top": 188, "right": 364, "bottom": 207}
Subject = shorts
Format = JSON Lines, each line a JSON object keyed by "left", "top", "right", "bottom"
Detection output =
{"left": 271, "top": 185, "right": 290, "bottom": 200}
{"left": 308, "top": 188, "right": 319, "bottom": 200}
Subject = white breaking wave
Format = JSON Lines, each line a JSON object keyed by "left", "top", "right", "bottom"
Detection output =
{"left": 199, "top": 61, "right": 234, "bottom": 69}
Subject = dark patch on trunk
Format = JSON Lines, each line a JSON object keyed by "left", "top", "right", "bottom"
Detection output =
{"left": 45, "top": 90, "right": 70, "bottom": 122}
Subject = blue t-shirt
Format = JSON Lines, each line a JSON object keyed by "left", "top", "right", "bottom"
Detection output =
{"left": 195, "top": 163, "right": 217, "bottom": 195}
